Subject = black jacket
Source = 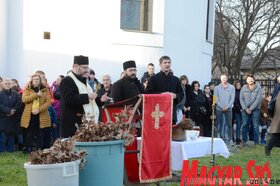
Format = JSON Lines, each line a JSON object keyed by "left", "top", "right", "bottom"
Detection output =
{"left": 111, "top": 76, "right": 144, "bottom": 103}
{"left": 96, "top": 84, "right": 112, "bottom": 121}
{"left": 185, "top": 84, "right": 192, "bottom": 107}
{"left": 145, "top": 71, "right": 184, "bottom": 123}
{"left": 189, "top": 89, "right": 207, "bottom": 116}
{"left": 233, "top": 89, "right": 242, "bottom": 113}
{"left": 59, "top": 72, "right": 90, "bottom": 137}
{"left": 97, "top": 84, "right": 112, "bottom": 106}
{"left": 141, "top": 72, "right": 154, "bottom": 84}
{"left": 0, "top": 89, "right": 22, "bottom": 134}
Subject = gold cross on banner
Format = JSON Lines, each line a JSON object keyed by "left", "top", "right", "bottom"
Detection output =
{"left": 151, "top": 103, "right": 165, "bottom": 129}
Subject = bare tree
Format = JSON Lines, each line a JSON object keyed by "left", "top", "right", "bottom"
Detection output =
{"left": 213, "top": 0, "right": 280, "bottom": 79}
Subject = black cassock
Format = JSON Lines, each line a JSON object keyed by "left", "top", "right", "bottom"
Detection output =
{"left": 145, "top": 71, "right": 184, "bottom": 124}
{"left": 59, "top": 72, "right": 89, "bottom": 138}
{"left": 111, "top": 76, "right": 144, "bottom": 103}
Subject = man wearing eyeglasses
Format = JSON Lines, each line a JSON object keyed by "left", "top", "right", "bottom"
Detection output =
{"left": 60, "top": 55, "right": 99, "bottom": 138}
{"left": 111, "top": 60, "right": 144, "bottom": 103}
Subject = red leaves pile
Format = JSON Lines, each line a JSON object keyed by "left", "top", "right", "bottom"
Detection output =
{"left": 72, "top": 108, "right": 135, "bottom": 146}
{"left": 29, "top": 138, "right": 87, "bottom": 167}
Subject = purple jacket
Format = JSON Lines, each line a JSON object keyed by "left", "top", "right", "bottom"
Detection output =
{"left": 51, "top": 82, "right": 61, "bottom": 119}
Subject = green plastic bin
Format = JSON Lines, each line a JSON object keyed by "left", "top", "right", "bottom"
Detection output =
{"left": 75, "top": 140, "right": 125, "bottom": 186}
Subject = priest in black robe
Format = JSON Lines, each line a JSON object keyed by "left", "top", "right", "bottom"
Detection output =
{"left": 111, "top": 60, "right": 144, "bottom": 103}
{"left": 59, "top": 55, "right": 100, "bottom": 138}
{"left": 145, "top": 56, "right": 184, "bottom": 124}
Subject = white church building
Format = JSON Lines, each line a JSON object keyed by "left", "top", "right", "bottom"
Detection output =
{"left": 0, "top": 0, "right": 215, "bottom": 86}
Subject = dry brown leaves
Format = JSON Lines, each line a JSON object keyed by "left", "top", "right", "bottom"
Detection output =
{"left": 178, "top": 118, "right": 195, "bottom": 130}
{"left": 72, "top": 107, "right": 135, "bottom": 146}
{"left": 29, "top": 138, "right": 87, "bottom": 168}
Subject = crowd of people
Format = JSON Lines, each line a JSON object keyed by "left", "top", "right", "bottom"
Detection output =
{"left": 0, "top": 55, "right": 279, "bottom": 156}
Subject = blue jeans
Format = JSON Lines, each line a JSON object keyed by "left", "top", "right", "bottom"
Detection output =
{"left": 0, "top": 132, "right": 5, "bottom": 152}
{"left": 260, "top": 121, "right": 268, "bottom": 141}
{"left": 241, "top": 109, "right": 260, "bottom": 144}
{"left": 215, "top": 109, "right": 233, "bottom": 141}
{"left": 234, "top": 112, "right": 242, "bottom": 142}
{"left": 0, "top": 132, "right": 15, "bottom": 152}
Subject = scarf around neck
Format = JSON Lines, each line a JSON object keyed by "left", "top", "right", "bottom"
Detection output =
{"left": 68, "top": 71, "right": 99, "bottom": 124}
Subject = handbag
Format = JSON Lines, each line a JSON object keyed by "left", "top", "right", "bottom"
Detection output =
{"left": 199, "top": 106, "right": 207, "bottom": 115}
{"left": 268, "top": 99, "right": 276, "bottom": 118}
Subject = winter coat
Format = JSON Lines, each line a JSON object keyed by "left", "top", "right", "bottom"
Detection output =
{"left": 140, "top": 72, "right": 154, "bottom": 84}
{"left": 240, "top": 84, "right": 263, "bottom": 111}
{"left": 59, "top": 73, "right": 90, "bottom": 138}
{"left": 111, "top": 76, "right": 144, "bottom": 103}
{"left": 51, "top": 82, "right": 61, "bottom": 118}
{"left": 177, "top": 84, "right": 186, "bottom": 110}
{"left": 97, "top": 84, "right": 112, "bottom": 106}
{"left": 88, "top": 78, "right": 100, "bottom": 92}
{"left": 96, "top": 84, "right": 112, "bottom": 121}
{"left": 260, "top": 98, "right": 270, "bottom": 124}
{"left": 270, "top": 84, "right": 280, "bottom": 133}
{"left": 145, "top": 71, "right": 184, "bottom": 123}
{"left": 189, "top": 90, "right": 207, "bottom": 116}
{"left": 184, "top": 84, "right": 192, "bottom": 108}
{"left": 21, "top": 87, "right": 51, "bottom": 129}
{"left": 48, "top": 105, "right": 58, "bottom": 126}
{"left": 233, "top": 89, "right": 242, "bottom": 113}
{"left": 0, "top": 89, "right": 21, "bottom": 134}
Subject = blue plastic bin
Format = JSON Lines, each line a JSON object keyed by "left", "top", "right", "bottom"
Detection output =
{"left": 75, "top": 140, "right": 124, "bottom": 186}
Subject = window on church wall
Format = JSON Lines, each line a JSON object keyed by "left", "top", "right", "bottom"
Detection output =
{"left": 206, "top": 0, "right": 214, "bottom": 43}
{"left": 121, "top": 0, "right": 153, "bottom": 32}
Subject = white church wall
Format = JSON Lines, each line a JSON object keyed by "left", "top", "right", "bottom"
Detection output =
{"left": 1, "top": 0, "right": 24, "bottom": 82}
{"left": 0, "top": 0, "right": 7, "bottom": 76}
{"left": 7, "top": 0, "right": 24, "bottom": 81}
{"left": 5, "top": 0, "right": 215, "bottom": 87}
{"left": 163, "top": 0, "right": 214, "bottom": 86}
{"left": 21, "top": 0, "right": 165, "bottom": 86}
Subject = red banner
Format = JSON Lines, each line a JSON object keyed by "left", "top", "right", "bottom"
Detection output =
{"left": 139, "top": 94, "right": 173, "bottom": 183}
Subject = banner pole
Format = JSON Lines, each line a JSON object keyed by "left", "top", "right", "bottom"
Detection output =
{"left": 210, "top": 96, "right": 216, "bottom": 168}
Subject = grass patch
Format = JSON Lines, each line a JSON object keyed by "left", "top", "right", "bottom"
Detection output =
{"left": 0, "top": 152, "right": 28, "bottom": 186}
{"left": 0, "top": 145, "right": 279, "bottom": 186}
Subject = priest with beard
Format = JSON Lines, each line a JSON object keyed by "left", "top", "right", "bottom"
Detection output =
{"left": 111, "top": 60, "right": 144, "bottom": 103}
{"left": 59, "top": 55, "right": 102, "bottom": 138}
{"left": 145, "top": 55, "right": 184, "bottom": 124}
{"left": 111, "top": 60, "right": 144, "bottom": 184}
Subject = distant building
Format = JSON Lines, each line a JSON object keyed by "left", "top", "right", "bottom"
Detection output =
{"left": 241, "top": 46, "right": 280, "bottom": 80}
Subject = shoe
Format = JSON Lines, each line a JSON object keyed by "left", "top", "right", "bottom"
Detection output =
{"left": 229, "top": 140, "right": 235, "bottom": 146}
{"left": 22, "top": 147, "right": 32, "bottom": 154}
{"left": 236, "top": 141, "right": 241, "bottom": 146}
{"left": 18, "top": 144, "right": 23, "bottom": 151}
{"left": 265, "top": 146, "right": 270, "bottom": 156}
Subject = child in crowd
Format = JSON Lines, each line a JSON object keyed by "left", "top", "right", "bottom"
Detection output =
{"left": 48, "top": 105, "right": 58, "bottom": 144}
{"left": 260, "top": 94, "right": 272, "bottom": 144}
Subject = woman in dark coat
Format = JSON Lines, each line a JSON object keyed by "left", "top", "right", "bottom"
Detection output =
{"left": 203, "top": 85, "right": 213, "bottom": 137}
{"left": 189, "top": 81, "right": 207, "bottom": 136}
{"left": 0, "top": 79, "right": 21, "bottom": 152}
{"left": 233, "top": 81, "right": 242, "bottom": 145}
